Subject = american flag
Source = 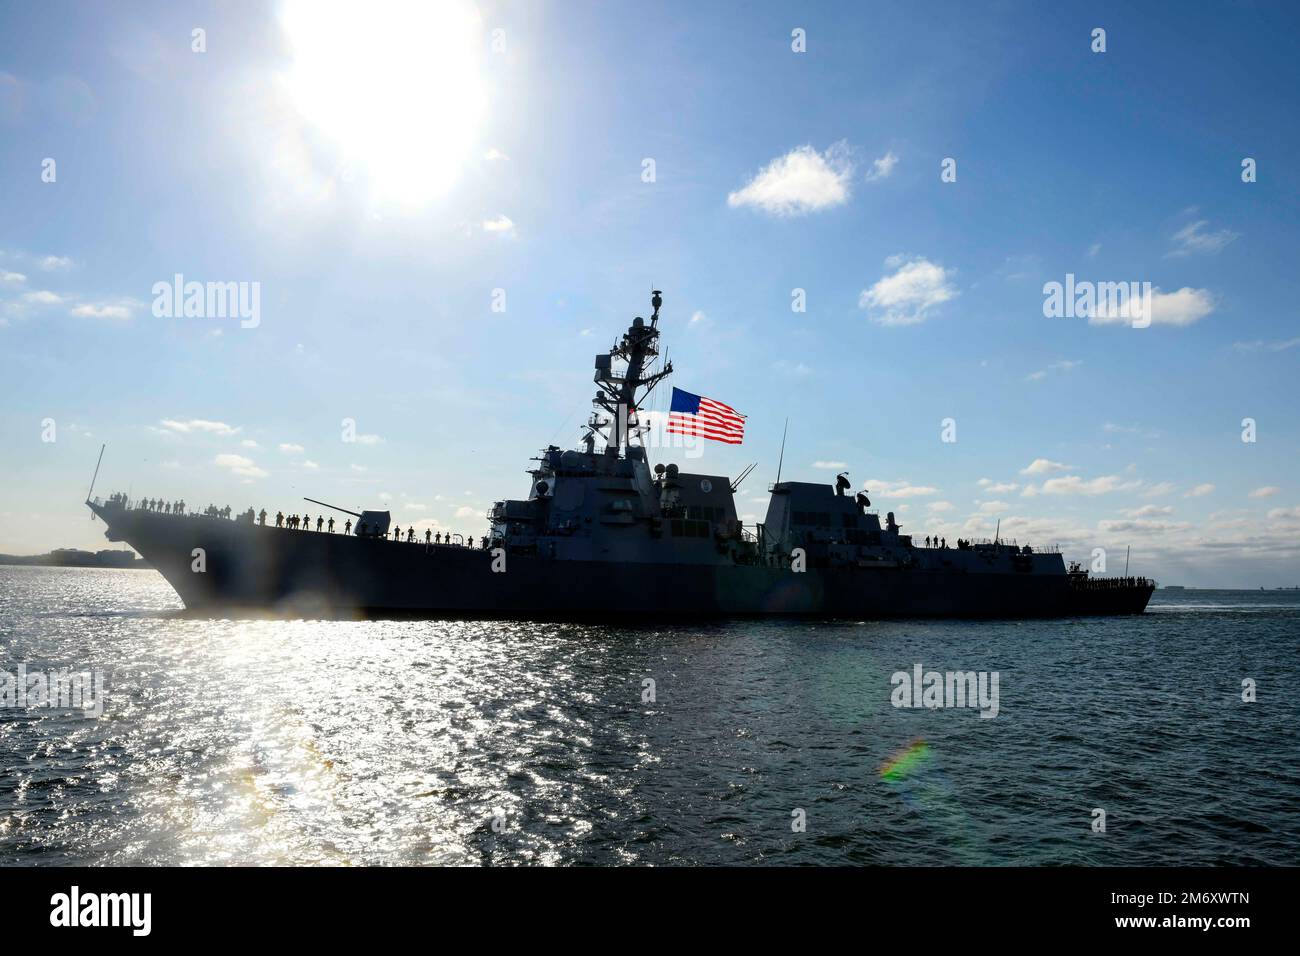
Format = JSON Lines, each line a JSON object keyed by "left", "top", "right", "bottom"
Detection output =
{"left": 666, "top": 387, "right": 746, "bottom": 445}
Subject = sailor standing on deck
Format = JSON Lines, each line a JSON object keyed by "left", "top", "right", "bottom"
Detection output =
{"left": 328, "top": 517, "right": 335, "bottom": 532}
{"left": 345, "top": 519, "right": 352, "bottom": 535}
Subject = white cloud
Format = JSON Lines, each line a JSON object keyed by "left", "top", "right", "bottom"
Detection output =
{"left": 866, "top": 478, "right": 939, "bottom": 497}
{"left": 355, "top": 433, "right": 384, "bottom": 445}
{"left": 1122, "top": 504, "right": 1174, "bottom": 518}
{"left": 977, "top": 479, "right": 1019, "bottom": 494}
{"left": 927, "top": 501, "right": 955, "bottom": 512}
{"left": 979, "top": 500, "right": 1011, "bottom": 513}
{"left": 1088, "top": 286, "right": 1215, "bottom": 327}
{"left": 1249, "top": 486, "right": 1280, "bottom": 499}
{"left": 1267, "top": 506, "right": 1300, "bottom": 522}
{"left": 1102, "top": 422, "right": 1160, "bottom": 439}
{"left": 864, "top": 150, "right": 898, "bottom": 182}
{"left": 1142, "top": 481, "right": 1177, "bottom": 498}
{"left": 158, "top": 418, "right": 241, "bottom": 436}
{"left": 213, "top": 453, "right": 267, "bottom": 479}
{"left": 1098, "top": 518, "right": 1193, "bottom": 535}
{"left": 71, "top": 301, "right": 134, "bottom": 320}
{"left": 37, "top": 255, "right": 74, "bottom": 271}
{"left": 454, "top": 505, "right": 479, "bottom": 518}
{"left": 1184, "top": 483, "right": 1215, "bottom": 498}
{"left": 1030, "top": 474, "right": 1139, "bottom": 496}
{"left": 859, "top": 256, "right": 957, "bottom": 326}
{"left": 1147, "top": 287, "right": 1215, "bottom": 326}
{"left": 482, "top": 214, "right": 516, "bottom": 237}
{"left": 21, "top": 290, "right": 63, "bottom": 305}
{"left": 279, "top": 443, "right": 305, "bottom": 454}
{"left": 299, "top": 459, "right": 319, "bottom": 469}
{"left": 1233, "top": 337, "right": 1300, "bottom": 353}
{"left": 483, "top": 147, "right": 509, "bottom": 162}
{"left": 1026, "top": 359, "right": 1081, "bottom": 383}
{"left": 241, "top": 439, "right": 259, "bottom": 448}
{"left": 727, "top": 142, "right": 853, "bottom": 216}
{"left": 1168, "top": 219, "right": 1239, "bottom": 257}
{"left": 1020, "top": 458, "right": 1069, "bottom": 476}
{"left": 0, "top": 269, "right": 25, "bottom": 284}
{"left": 688, "top": 310, "right": 708, "bottom": 327}
{"left": 812, "top": 460, "right": 848, "bottom": 470}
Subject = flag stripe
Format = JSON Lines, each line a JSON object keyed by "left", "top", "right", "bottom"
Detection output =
{"left": 666, "top": 420, "right": 742, "bottom": 439}
{"left": 665, "top": 387, "right": 746, "bottom": 445}
{"left": 666, "top": 427, "right": 743, "bottom": 445}
{"left": 666, "top": 417, "right": 742, "bottom": 439}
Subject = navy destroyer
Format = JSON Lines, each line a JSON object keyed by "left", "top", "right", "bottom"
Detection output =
{"left": 86, "top": 292, "right": 1154, "bottom": 617}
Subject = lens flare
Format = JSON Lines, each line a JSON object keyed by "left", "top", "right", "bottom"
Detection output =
{"left": 880, "top": 738, "right": 931, "bottom": 781}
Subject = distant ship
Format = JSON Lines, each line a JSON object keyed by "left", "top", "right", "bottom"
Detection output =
{"left": 86, "top": 292, "right": 1154, "bottom": 618}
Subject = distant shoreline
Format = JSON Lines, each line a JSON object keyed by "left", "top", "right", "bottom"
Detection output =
{"left": 0, "top": 550, "right": 150, "bottom": 570}
{"left": 1158, "top": 586, "right": 1300, "bottom": 592}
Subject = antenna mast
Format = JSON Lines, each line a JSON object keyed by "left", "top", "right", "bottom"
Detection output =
{"left": 775, "top": 418, "right": 789, "bottom": 485}
{"left": 586, "top": 290, "right": 673, "bottom": 455}
{"left": 85, "top": 443, "right": 106, "bottom": 505}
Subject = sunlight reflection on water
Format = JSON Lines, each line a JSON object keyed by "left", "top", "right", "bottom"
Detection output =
{"left": 2, "top": 568, "right": 1298, "bottom": 865}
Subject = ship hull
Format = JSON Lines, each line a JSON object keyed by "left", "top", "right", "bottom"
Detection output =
{"left": 92, "top": 505, "right": 1154, "bottom": 619}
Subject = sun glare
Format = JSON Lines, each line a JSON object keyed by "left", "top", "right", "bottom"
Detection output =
{"left": 279, "top": 0, "right": 487, "bottom": 205}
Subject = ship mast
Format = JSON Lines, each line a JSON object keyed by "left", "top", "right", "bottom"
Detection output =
{"left": 586, "top": 290, "right": 673, "bottom": 455}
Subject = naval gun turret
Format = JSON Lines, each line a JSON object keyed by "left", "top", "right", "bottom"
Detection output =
{"left": 303, "top": 497, "right": 390, "bottom": 537}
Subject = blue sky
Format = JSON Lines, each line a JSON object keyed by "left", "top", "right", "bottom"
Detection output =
{"left": 1, "top": 0, "right": 1297, "bottom": 586}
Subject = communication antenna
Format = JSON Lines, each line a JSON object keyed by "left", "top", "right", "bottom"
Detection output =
{"left": 994, "top": 518, "right": 1000, "bottom": 545}
{"left": 774, "top": 418, "right": 789, "bottom": 486}
{"left": 1124, "top": 546, "right": 1130, "bottom": 576}
{"left": 85, "top": 443, "right": 106, "bottom": 507}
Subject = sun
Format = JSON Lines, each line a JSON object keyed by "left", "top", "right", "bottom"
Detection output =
{"left": 278, "top": 0, "right": 487, "bottom": 205}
